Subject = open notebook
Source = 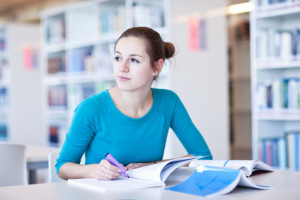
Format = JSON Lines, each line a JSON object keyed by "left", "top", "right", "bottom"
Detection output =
{"left": 68, "top": 156, "right": 206, "bottom": 192}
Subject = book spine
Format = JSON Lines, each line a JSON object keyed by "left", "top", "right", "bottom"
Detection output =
{"left": 295, "top": 134, "right": 299, "bottom": 171}
{"left": 256, "top": 78, "right": 300, "bottom": 112}
{"left": 256, "top": 27, "right": 300, "bottom": 64}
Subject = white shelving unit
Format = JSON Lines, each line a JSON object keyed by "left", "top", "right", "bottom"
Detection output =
{"left": 228, "top": 12, "right": 252, "bottom": 159}
{"left": 41, "top": 0, "right": 170, "bottom": 147}
{"left": 251, "top": 0, "right": 300, "bottom": 170}
{"left": 0, "top": 25, "right": 10, "bottom": 141}
{"left": 0, "top": 23, "right": 42, "bottom": 144}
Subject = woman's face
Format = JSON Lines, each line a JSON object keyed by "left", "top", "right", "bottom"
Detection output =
{"left": 113, "top": 36, "right": 155, "bottom": 92}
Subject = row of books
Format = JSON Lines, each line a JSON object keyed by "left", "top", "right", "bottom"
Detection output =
{"left": 48, "top": 124, "right": 68, "bottom": 147}
{"left": 0, "top": 29, "right": 5, "bottom": 52}
{"left": 0, "top": 124, "right": 8, "bottom": 140}
{"left": 46, "top": 15, "right": 66, "bottom": 44}
{"left": 47, "top": 82, "right": 115, "bottom": 146}
{"left": 255, "top": 0, "right": 300, "bottom": 8}
{"left": 0, "top": 39, "right": 5, "bottom": 52}
{"left": 256, "top": 28, "right": 300, "bottom": 62}
{"left": 48, "top": 82, "right": 115, "bottom": 110}
{"left": 45, "top": 3, "right": 164, "bottom": 43}
{"left": 99, "top": 6, "right": 126, "bottom": 34}
{"left": 0, "top": 88, "right": 8, "bottom": 109}
{"left": 259, "top": 131, "right": 300, "bottom": 171}
{"left": 132, "top": 3, "right": 165, "bottom": 28}
{"left": 69, "top": 47, "right": 93, "bottom": 73}
{"left": 256, "top": 78, "right": 300, "bottom": 110}
{"left": 68, "top": 84, "right": 96, "bottom": 111}
{"left": 48, "top": 43, "right": 114, "bottom": 75}
{"left": 48, "top": 85, "right": 67, "bottom": 109}
{"left": 68, "top": 44, "right": 114, "bottom": 73}
{"left": 48, "top": 52, "right": 66, "bottom": 74}
{"left": 0, "top": 59, "right": 9, "bottom": 80}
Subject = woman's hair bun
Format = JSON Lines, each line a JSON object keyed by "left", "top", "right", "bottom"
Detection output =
{"left": 164, "top": 42, "right": 175, "bottom": 59}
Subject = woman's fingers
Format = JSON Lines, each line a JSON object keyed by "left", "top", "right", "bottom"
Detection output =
{"left": 94, "top": 159, "right": 121, "bottom": 180}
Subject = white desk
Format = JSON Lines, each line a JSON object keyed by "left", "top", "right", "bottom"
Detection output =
{"left": 0, "top": 170, "right": 299, "bottom": 200}
{"left": 26, "top": 146, "right": 59, "bottom": 184}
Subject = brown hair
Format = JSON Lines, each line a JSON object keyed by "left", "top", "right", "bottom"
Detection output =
{"left": 115, "top": 27, "right": 175, "bottom": 70}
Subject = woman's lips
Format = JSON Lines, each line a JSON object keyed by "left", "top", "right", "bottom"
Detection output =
{"left": 118, "top": 76, "right": 131, "bottom": 81}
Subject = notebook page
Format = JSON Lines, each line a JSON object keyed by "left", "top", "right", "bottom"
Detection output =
{"left": 68, "top": 177, "right": 165, "bottom": 192}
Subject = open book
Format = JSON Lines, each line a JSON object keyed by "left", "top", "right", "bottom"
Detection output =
{"left": 166, "top": 166, "right": 273, "bottom": 197}
{"left": 68, "top": 156, "right": 203, "bottom": 192}
{"left": 189, "top": 160, "right": 273, "bottom": 176}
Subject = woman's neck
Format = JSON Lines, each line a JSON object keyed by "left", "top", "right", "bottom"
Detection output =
{"left": 109, "top": 87, "right": 153, "bottom": 118}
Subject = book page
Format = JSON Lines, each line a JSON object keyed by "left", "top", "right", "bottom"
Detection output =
{"left": 127, "top": 156, "right": 201, "bottom": 183}
{"left": 68, "top": 177, "right": 165, "bottom": 192}
{"left": 238, "top": 172, "right": 273, "bottom": 189}
{"left": 189, "top": 160, "right": 273, "bottom": 176}
{"left": 126, "top": 163, "right": 164, "bottom": 182}
{"left": 167, "top": 167, "right": 195, "bottom": 182}
{"left": 189, "top": 160, "right": 253, "bottom": 176}
{"left": 160, "top": 157, "right": 198, "bottom": 182}
{"left": 189, "top": 160, "right": 227, "bottom": 168}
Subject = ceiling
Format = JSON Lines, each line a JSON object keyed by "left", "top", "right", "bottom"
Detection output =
{"left": 0, "top": 0, "right": 80, "bottom": 23}
{"left": 0, "top": 0, "right": 40, "bottom": 11}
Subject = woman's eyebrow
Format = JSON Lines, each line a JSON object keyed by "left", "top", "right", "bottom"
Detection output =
{"left": 115, "top": 51, "right": 143, "bottom": 58}
{"left": 130, "top": 54, "right": 143, "bottom": 58}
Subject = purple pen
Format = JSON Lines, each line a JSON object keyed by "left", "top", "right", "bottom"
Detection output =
{"left": 105, "top": 153, "right": 130, "bottom": 178}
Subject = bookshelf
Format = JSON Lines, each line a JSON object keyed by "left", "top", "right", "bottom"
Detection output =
{"left": 41, "top": 0, "right": 170, "bottom": 147}
{"left": 0, "top": 23, "right": 41, "bottom": 144}
{"left": 228, "top": 12, "right": 252, "bottom": 159}
{"left": 0, "top": 25, "right": 9, "bottom": 140}
{"left": 251, "top": 0, "right": 300, "bottom": 170}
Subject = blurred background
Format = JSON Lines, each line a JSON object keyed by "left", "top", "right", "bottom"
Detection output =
{"left": 0, "top": 0, "right": 299, "bottom": 183}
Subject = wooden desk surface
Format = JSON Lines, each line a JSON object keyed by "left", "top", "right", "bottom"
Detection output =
{"left": 0, "top": 170, "right": 299, "bottom": 200}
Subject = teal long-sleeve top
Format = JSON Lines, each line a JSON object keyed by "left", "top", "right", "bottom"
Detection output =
{"left": 56, "top": 88, "right": 212, "bottom": 174}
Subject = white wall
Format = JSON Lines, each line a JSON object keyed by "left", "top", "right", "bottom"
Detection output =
{"left": 164, "top": 0, "right": 230, "bottom": 159}
{"left": 9, "top": 24, "right": 45, "bottom": 145}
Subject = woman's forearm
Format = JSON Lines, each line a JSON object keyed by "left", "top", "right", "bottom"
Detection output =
{"left": 58, "top": 162, "right": 98, "bottom": 180}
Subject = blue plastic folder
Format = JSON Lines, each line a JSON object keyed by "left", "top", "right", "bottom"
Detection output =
{"left": 165, "top": 166, "right": 272, "bottom": 197}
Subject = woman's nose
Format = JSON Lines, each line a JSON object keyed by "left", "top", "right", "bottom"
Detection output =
{"left": 119, "top": 60, "right": 129, "bottom": 72}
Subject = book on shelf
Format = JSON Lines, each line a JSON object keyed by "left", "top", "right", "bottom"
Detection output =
{"left": 259, "top": 137, "right": 287, "bottom": 169}
{"left": 68, "top": 156, "right": 205, "bottom": 192}
{"left": 47, "top": 52, "right": 66, "bottom": 74}
{"left": 256, "top": 27, "right": 300, "bottom": 63}
{"left": 256, "top": 78, "right": 300, "bottom": 111}
{"left": 69, "top": 47, "right": 93, "bottom": 73}
{"left": 165, "top": 165, "right": 273, "bottom": 197}
{"left": 286, "top": 131, "right": 300, "bottom": 171}
{"left": 255, "top": 0, "right": 300, "bottom": 10}
{"left": 132, "top": 3, "right": 164, "bottom": 28}
{"left": 0, "top": 124, "right": 8, "bottom": 140}
{"left": 0, "top": 88, "right": 8, "bottom": 108}
{"left": 46, "top": 15, "right": 66, "bottom": 44}
{"left": 48, "top": 86, "right": 67, "bottom": 109}
{"left": 99, "top": 5, "right": 126, "bottom": 34}
{"left": 188, "top": 159, "right": 273, "bottom": 176}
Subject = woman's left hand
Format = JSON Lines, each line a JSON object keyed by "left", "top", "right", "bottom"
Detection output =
{"left": 125, "top": 162, "right": 153, "bottom": 170}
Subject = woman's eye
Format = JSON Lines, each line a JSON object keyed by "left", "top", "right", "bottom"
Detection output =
{"left": 114, "top": 56, "right": 121, "bottom": 62}
{"left": 131, "top": 58, "right": 139, "bottom": 63}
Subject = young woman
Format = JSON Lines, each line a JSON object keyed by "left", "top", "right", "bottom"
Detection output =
{"left": 56, "top": 27, "right": 212, "bottom": 180}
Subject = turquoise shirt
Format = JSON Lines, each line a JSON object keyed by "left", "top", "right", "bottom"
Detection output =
{"left": 56, "top": 88, "right": 212, "bottom": 173}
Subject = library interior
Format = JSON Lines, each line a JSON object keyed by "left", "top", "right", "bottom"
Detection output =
{"left": 0, "top": 0, "right": 300, "bottom": 199}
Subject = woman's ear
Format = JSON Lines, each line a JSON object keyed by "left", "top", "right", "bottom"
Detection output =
{"left": 153, "top": 59, "right": 164, "bottom": 76}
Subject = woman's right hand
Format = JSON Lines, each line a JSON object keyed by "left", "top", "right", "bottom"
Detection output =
{"left": 92, "top": 159, "right": 122, "bottom": 180}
